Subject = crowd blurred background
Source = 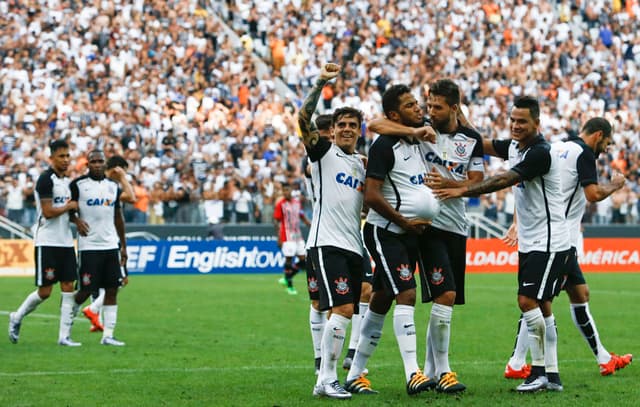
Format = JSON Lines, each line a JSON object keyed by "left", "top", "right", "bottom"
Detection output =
{"left": 1, "top": 0, "right": 639, "bottom": 231}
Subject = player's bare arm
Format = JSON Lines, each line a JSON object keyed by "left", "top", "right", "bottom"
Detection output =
{"left": 434, "top": 170, "right": 521, "bottom": 200}
{"left": 40, "top": 197, "right": 77, "bottom": 219}
{"left": 109, "top": 166, "right": 137, "bottom": 204}
{"left": 583, "top": 171, "right": 626, "bottom": 202}
{"left": 298, "top": 63, "right": 340, "bottom": 148}
{"left": 368, "top": 118, "right": 436, "bottom": 143}
{"left": 426, "top": 168, "right": 484, "bottom": 189}
{"left": 114, "top": 203, "right": 127, "bottom": 266}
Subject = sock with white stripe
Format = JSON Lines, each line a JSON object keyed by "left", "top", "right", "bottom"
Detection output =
{"left": 14, "top": 290, "right": 44, "bottom": 321}
{"left": 317, "top": 313, "right": 349, "bottom": 386}
{"left": 309, "top": 305, "right": 327, "bottom": 362}
{"left": 347, "top": 302, "right": 368, "bottom": 351}
{"left": 393, "top": 304, "right": 419, "bottom": 382}
{"left": 570, "top": 303, "right": 610, "bottom": 364}
{"left": 59, "top": 292, "right": 76, "bottom": 340}
{"left": 102, "top": 305, "right": 118, "bottom": 339}
{"left": 430, "top": 303, "right": 453, "bottom": 378}
{"left": 89, "top": 288, "right": 106, "bottom": 314}
{"left": 544, "top": 315, "right": 559, "bottom": 373}
{"left": 523, "top": 308, "right": 546, "bottom": 368}
{"left": 347, "top": 310, "right": 385, "bottom": 381}
{"left": 507, "top": 315, "right": 530, "bottom": 370}
{"left": 424, "top": 323, "right": 435, "bottom": 378}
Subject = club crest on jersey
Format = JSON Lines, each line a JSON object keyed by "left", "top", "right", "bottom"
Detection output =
{"left": 397, "top": 264, "right": 413, "bottom": 281}
{"left": 308, "top": 277, "right": 319, "bottom": 293}
{"left": 334, "top": 277, "right": 350, "bottom": 295}
{"left": 454, "top": 142, "right": 468, "bottom": 157}
{"left": 44, "top": 268, "right": 55, "bottom": 280}
{"left": 81, "top": 273, "right": 92, "bottom": 286}
{"left": 335, "top": 172, "right": 364, "bottom": 192}
{"left": 430, "top": 267, "right": 444, "bottom": 285}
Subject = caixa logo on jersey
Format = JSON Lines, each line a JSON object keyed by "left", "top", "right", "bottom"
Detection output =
{"left": 126, "top": 241, "right": 286, "bottom": 274}
{"left": 424, "top": 152, "right": 466, "bottom": 175}
{"left": 86, "top": 198, "right": 116, "bottom": 206}
{"left": 410, "top": 173, "right": 426, "bottom": 185}
{"left": 335, "top": 172, "right": 364, "bottom": 191}
{"left": 53, "top": 196, "right": 70, "bottom": 204}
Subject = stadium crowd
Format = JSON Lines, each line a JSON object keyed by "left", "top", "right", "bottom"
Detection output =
{"left": 1, "top": 0, "right": 639, "bottom": 229}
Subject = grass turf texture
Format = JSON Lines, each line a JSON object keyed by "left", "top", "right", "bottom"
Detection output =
{"left": 0, "top": 273, "right": 637, "bottom": 406}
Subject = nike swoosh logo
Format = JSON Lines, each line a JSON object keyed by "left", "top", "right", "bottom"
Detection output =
{"left": 371, "top": 335, "right": 381, "bottom": 339}
{"left": 403, "top": 156, "right": 411, "bottom": 161}
{"left": 522, "top": 282, "right": 535, "bottom": 287}
{"left": 364, "top": 272, "right": 373, "bottom": 277}
{"left": 336, "top": 152, "right": 347, "bottom": 158}
{"left": 403, "top": 324, "right": 414, "bottom": 329}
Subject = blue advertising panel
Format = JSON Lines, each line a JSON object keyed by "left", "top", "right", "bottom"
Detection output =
{"left": 126, "top": 240, "right": 287, "bottom": 274}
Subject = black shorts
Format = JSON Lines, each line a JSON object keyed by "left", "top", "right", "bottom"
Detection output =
{"left": 306, "top": 249, "right": 320, "bottom": 301}
{"left": 417, "top": 226, "right": 467, "bottom": 304}
{"left": 78, "top": 249, "right": 126, "bottom": 291}
{"left": 363, "top": 222, "right": 419, "bottom": 297}
{"left": 308, "top": 246, "right": 363, "bottom": 312}
{"left": 362, "top": 247, "right": 374, "bottom": 285}
{"left": 564, "top": 247, "right": 586, "bottom": 287}
{"left": 34, "top": 246, "right": 77, "bottom": 287}
{"left": 518, "top": 249, "right": 571, "bottom": 301}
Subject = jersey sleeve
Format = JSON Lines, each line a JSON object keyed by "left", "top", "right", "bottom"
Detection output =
{"left": 69, "top": 179, "right": 79, "bottom": 201}
{"left": 305, "top": 137, "right": 332, "bottom": 162}
{"left": 36, "top": 173, "right": 54, "bottom": 200}
{"left": 576, "top": 148, "right": 598, "bottom": 187}
{"left": 366, "top": 136, "right": 396, "bottom": 180}
{"left": 492, "top": 139, "right": 511, "bottom": 160}
{"left": 273, "top": 198, "right": 283, "bottom": 221}
{"left": 511, "top": 145, "right": 551, "bottom": 181}
{"left": 466, "top": 128, "right": 485, "bottom": 173}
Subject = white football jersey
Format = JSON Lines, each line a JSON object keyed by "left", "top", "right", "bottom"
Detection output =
{"left": 70, "top": 175, "right": 122, "bottom": 251}
{"left": 33, "top": 168, "right": 74, "bottom": 247}
{"left": 551, "top": 137, "right": 598, "bottom": 248}
{"left": 419, "top": 126, "right": 484, "bottom": 236}
{"left": 366, "top": 135, "right": 439, "bottom": 234}
{"left": 493, "top": 136, "right": 570, "bottom": 253}
{"left": 305, "top": 139, "right": 365, "bottom": 255}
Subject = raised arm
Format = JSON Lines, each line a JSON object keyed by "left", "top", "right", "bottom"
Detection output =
{"left": 297, "top": 63, "right": 341, "bottom": 148}
{"left": 583, "top": 171, "right": 626, "bottom": 202}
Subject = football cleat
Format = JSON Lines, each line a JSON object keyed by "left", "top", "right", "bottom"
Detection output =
{"left": 344, "top": 374, "right": 378, "bottom": 394}
{"left": 287, "top": 287, "right": 298, "bottom": 295}
{"left": 436, "top": 372, "right": 466, "bottom": 393}
{"left": 313, "top": 380, "right": 352, "bottom": 399}
{"left": 101, "top": 336, "right": 126, "bottom": 346}
{"left": 504, "top": 363, "right": 531, "bottom": 379}
{"left": 82, "top": 307, "right": 104, "bottom": 332}
{"left": 58, "top": 337, "right": 82, "bottom": 347}
{"left": 278, "top": 277, "right": 287, "bottom": 287}
{"left": 600, "top": 353, "right": 633, "bottom": 376}
{"left": 406, "top": 369, "right": 436, "bottom": 395}
{"left": 8, "top": 312, "right": 21, "bottom": 344}
{"left": 516, "top": 374, "right": 548, "bottom": 392}
{"left": 546, "top": 373, "right": 563, "bottom": 392}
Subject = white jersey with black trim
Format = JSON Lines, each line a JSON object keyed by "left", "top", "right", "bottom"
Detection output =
{"left": 551, "top": 137, "right": 598, "bottom": 248}
{"left": 70, "top": 175, "right": 121, "bottom": 251}
{"left": 305, "top": 139, "right": 365, "bottom": 256}
{"left": 493, "top": 136, "right": 570, "bottom": 253}
{"left": 366, "top": 135, "right": 440, "bottom": 234}
{"left": 419, "top": 126, "right": 484, "bottom": 236}
{"left": 33, "top": 168, "right": 74, "bottom": 247}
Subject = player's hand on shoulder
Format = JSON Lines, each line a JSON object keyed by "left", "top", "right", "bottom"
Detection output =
{"left": 319, "top": 63, "right": 341, "bottom": 81}
{"left": 415, "top": 126, "right": 437, "bottom": 143}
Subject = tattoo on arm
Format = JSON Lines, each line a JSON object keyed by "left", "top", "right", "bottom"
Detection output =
{"left": 298, "top": 79, "right": 327, "bottom": 147}
{"left": 464, "top": 170, "right": 521, "bottom": 196}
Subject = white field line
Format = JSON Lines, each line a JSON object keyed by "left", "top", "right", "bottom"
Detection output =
{"left": 0, "top": 310, "right": 89, "bottom": 323}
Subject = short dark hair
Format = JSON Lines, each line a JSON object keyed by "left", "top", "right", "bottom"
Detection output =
{"left": 314, "top": 114, "right": 333, "bottom": 131}
{"left": 106, "top": 155, "right": 129, "bottom": 170}
{"left": 513, "top": 96, "right": 540, "bottom": 121}
{"left": 581, "top": 117, "right": 612, "bottom": 139}
{"left": 429, "top": 79, "right": 460, "bottom": 106}
{"left": 332, "top": 107, "right": 363, "bottom": 128}
{"left": 382, "top": 84, "right": 412, "bottom": 116}
{"left": 49, "top": 139, "right": 69, "bottom": 154}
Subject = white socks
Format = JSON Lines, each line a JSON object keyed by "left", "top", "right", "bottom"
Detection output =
{"left": 347, "top": 309, "right": 385, "bottom": 381}
{"left": 89, "top": 288, "right": 106, "bottom": 314}
{"left": 508, "top": 315, "right": 530, "bottom": 369}
{"left": 59, "top": 292, "right": 76, "bottom": 340}
{"left": 309, "top": 305, "right": 327, "bottom": 360}
{"left": 393, "top": 304, "right": 419, "bottom": 382}
{"left": 429, "top": 303, "right": 453, "bottom": 378}
{"left": 523, "top": 308, "right": 546, "bottom": 367}
{"left": 102, "top": 305, "right": 118, "bottom": 339}
{"left": 317, "top": 313, "right": 349, "bottom": 385}
{"left": 14, "top": 290, "right": 44, "bottom": 321}
{"left": 347, "top": 302, "right": 368, "bottom": 350}
{"left": 544, "top": 315, "right": 559, "bottom": 373}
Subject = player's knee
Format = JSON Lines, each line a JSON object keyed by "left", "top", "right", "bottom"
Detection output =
{"left": 359, "top": 283, "right": 372, "bottom": 302}
{"left": 517, "top": 295, "right": 538, "bottom": 312}
{"left": 396, "top": 289, "right": 416, "bottom": 306}
{"left": 434, "top": 291, "right": 456, "bottom": 306}
{"left": 567, "top": 284, "right": 589, "bottom": 303}
{"left": 333, "top": 304, "right": 354, "bottom": 319}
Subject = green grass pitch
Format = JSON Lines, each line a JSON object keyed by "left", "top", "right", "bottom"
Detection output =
{"left": 0, "top": 273, "right": 637, "bottom": 406}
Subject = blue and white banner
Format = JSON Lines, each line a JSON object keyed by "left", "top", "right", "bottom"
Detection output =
{"left": 126, "top": 240, "right": 287, "bottom": 274}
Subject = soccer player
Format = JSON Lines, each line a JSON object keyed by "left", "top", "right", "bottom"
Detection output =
{"left": 344, "top": 84, "right": 440, "bottom": 396}
{"left": 8, "top": 140, "right": 80, "bottom": 346}
{"left": 82, "top": 155, "right": 135, "bottom": 333}
{"left": 274, "top": 182, "right": 310, "bottom": 295}
{"left": 369, "top": 79, "right": 483, "bottom": 393}
{"left": 504, "top": 117, "right": 632, "bottom": 378}
{"left": 69, "top": 150, "right": 128, "bottom": 346}
{"left": 298, "top": 63, "right": 366, "bottom": 399}
{"left": 435, "top": 96, "right": 571, "bottom": 392}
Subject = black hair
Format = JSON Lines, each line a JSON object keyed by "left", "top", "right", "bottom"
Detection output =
{"left": 332, "top": 107, "right": 363, "bottom": 127}
{"left": 106, "top": 155, "right": 129, "bottom": 170}
{"left": 581, "top": 117, "right": 612, "bottom": 139}
{"left": 382, "top": 84, "right": 412, "bottom": 116}
{"left": 513, "top": 96, "right": 540, "bottom": 121}
{"left": 315, "top": 114, "right": 333, "bottom": 131}
{"left": 429, "top": 79, "right": 460, "bottom": 106}
{"left": 49, "top": 139, "right": 69, "bottom": 154}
